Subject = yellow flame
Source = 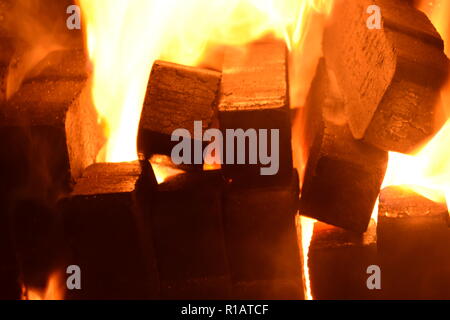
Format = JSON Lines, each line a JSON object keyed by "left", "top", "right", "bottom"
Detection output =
{"left": 78, "top": 0, "right": 331, "bottom": 162}
{"left": 418, "top": 0, "right": 450, "bottom": 56}
{"left": 383, "top": 121, "right": 450, "bottom": 205}
{"left": 296, "top": 215, "right": 316, "bottom": 300}
{"left": 371, "top": 197, "right": 380, "bottom": 224}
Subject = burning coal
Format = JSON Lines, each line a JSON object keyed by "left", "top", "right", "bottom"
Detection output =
{"left": 3, "top": 0, "right": 450, "bottom": 302}
{"left": 77, "top": 0, "right": 331, "bottom": 162}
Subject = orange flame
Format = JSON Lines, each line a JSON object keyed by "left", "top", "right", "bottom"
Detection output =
{"left": 22, "top": 272, "right": 65, "bottom": 301}
{"left": 149, "top": 155, "right": 185, "bottom": 183}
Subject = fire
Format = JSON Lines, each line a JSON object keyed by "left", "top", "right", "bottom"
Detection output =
{"left": 149, "top": 155, "right": 185, "bottom": 183}
{"left": 77, "top": 0, "right": 332, "bottom": 162}
{"left": 78, "top": 0, "right": 332, "bottom": 300}
{"left": 418, "top": 0, "right": 450, "bottom": 53}
{"left": 22, "top": 272, "right": 65, "bottom": 301}
{"left": 296, "top": 215, "right": 316, "bottom": 300}
{"left": 383, "top": 122, "right": 450, "bottom": 205}
{"left": 383, "top": 0, "right": 450, "bottom": 207}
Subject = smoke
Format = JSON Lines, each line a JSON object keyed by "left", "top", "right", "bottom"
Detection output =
{"left": 4, "top": 0, "right": 77, "bottom": 99}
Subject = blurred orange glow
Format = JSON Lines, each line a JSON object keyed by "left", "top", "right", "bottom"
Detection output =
{"left": 23, "top": 272, "right": 64, "bottom": 300}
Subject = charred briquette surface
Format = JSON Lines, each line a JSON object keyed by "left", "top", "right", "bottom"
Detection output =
{"left": 0, "top": 35, "right": 20, "bottom": 299}
{"left": 12, "top": 199, "right": 66, "bottom": 294}
{"left": 377, "top": 186, "right": 450, "bottom": 299}
{"left": 138, "top": 60, "right": 221, "bottom": 166}
{"left": 0, "top": 23, "right": 21, "bottom": 293}
{"left": 0, "top": 1, "right": 86, "bottom": 298}
{"left": 0, "top": 51, "right": 104, "bottom": 197}
{"left": 24, "top": 49, "right": 88, "bottom": 83}
{"left": 323, "top": 0, "right": 449, "bottom": 154}
{"left": 151, "top": 170, "right": 231, "bottom": 299}
{"left": 218, "top": 40, "right": 292, "bottom": 187}
{"left": 0, "top": 48, "right": 94, "bottom": 298}
{"left": 61, "top": 162, "right": 160, "bottom": 300}
{"left": 308, "top": 221, "right": 380, "bottom": 299}
{"left": 0, "top": 37, "right": 15, "bottom": 101}
{"left": 299, "top": 60, "right": 388, "bottom": 233}
{"left": 0, "top": 193, "right": 21, "bottom": 300}
{"left": 223, "top": 170, "right": 303, "bottom": 299}
{"left": 0, "top": 249, "right": 20, "bottom": 299}
{"left": 299, "top": 120, "right": 387, "bottom": 232}
{"left": 0, "top": 247, "right": 20, "bottom": 299}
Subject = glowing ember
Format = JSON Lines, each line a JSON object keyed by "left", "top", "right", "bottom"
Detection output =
{"left": 149, "top": 155, "right": 185, "bottom": 183}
